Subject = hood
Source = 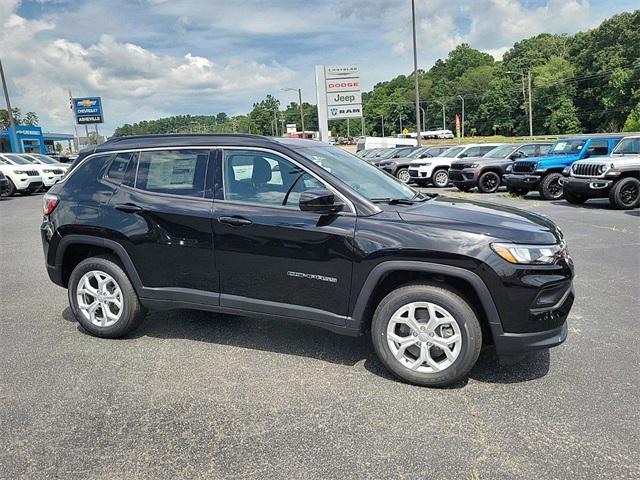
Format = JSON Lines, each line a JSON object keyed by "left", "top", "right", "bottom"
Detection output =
{"left": 394, "top": 196, "right": 561, "bottom": 244}
{"left": 451, "top": 156, "right": 504, "bottom": 166}
{"left": 574, "top": 155, "right": 640, "bottom": 167}
{"left": 534, "top": 154, "right": 579, "bottom": 166}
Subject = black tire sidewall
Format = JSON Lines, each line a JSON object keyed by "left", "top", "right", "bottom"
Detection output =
{"left": 478, "top": 171, "right": 500, "bottom": 193}
{"left": 68, "top": 256, "right": 143, "bottom": 338}
{"left": 540, "top": 173, "right": 563, "bottom": 200}
{"left": 371, "top": 285, "right": 482, "bottom": 387}
{"left": 610, "top": 178, "right": 640, "bottom": 209}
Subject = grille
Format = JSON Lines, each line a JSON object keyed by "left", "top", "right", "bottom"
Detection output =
{"left": 513, "top": 161, "right": 536, "bottom": 173}
{"left": 450, "top": 163, "right": 464, "bottom": 170}
{"left": 572, "top": 163, "right": 603, "bottom": 177}
{"left": 449, "top": 171, "right": 463, "bottom": 180}
{"left": 26, "top": 170, "right": 39, "bottom": 176}
{"left": 53, "top": 169, "right": 64, "bottom": 175}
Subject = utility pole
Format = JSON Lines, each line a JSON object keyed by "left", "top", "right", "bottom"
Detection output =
{"left": 528, "top": 70, "right": 533, "bottom": 137}
{"left": 420, "top": 105, "right": 426, "bottom": 133}
{"left": 381, "top": 114, "right": 385, "bottom": 137}
{"left": 347, "top": 118, "right": 350, "bottom": 139}
{"left": 457, "top": 95, "right": 465, "bottom": 138}
{"left": 436, "top": 100, "right": 446, "bottom": 130}
{"left": 283, "top": 87, "right": 305, "bottom": 135}
{"left": 411, "top": 0, "right": 421, "bottom": 146}
{"left": 399, "top": 112, "right": 403, "bottom": 133}
{"left": 273, "top": 111, "right": 279, "bottom": 136}
{"left": 0, "top": 58, "right": 19, "bottom": 152}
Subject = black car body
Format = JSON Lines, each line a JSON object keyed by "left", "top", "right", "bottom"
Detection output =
{"left": 450, "top": 143, "right": 553, "bottom": 193}
{"left": 42, "top": 135, "right": 574, "bottom": 387}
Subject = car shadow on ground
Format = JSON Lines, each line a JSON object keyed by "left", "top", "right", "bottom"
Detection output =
{"left": 625, "top": 209, "right": 639, "bottom": 216}
{"left": 63, "top": 307, "right": 550, "bottom": 387}
{"left": 550, "top": 199, "right": 611, "bottom": 209}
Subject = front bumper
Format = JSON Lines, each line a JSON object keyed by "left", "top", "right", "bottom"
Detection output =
{"left": 16, "top": 177, "right": 44, "bottom": 192}
{"left": 449, "top": 168, "right": 479, "bottom": 187}
{"left": 503, "top": 173, "right": 541, "bottom": 190}
{"left": 408, "top": 165, "right": 433, "bottom": 180}
{"left": 561, "top": 176, "right": 613, "bottom": 198}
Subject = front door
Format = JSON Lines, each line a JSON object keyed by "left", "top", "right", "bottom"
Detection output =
{"left": 212, "top": 148, "right": 356, "bottom": 324}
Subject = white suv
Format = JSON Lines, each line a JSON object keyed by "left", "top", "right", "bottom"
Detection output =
{"left": 0, "top": 158, "right": 44, "bottom": 196}
{"left": 22, "top": 153, "right": 70, "bottom": 173}
{"left": 0, "top": 153, "right": 65, "bottom": 188}
{"left": 408, "top": 143, "right": 503, "bottom": 187}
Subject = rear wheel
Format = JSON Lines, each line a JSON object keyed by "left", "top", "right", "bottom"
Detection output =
{"left": 564, "top": 189, "right": 588, "bottom": 205}
{"left": 431, "top": 169, "right": 449, "bottom": 188}
{"left": 477, "top": 171, "right": 501, "bottom": 193}
{"left": 68, "top": 255, "right": 146, "bottom": 338}
{"left": 609, "top": 177, "right": 640, "bottom": 210}
{"left": 539, "top": 173, "right": 564, "bottom": 200}
{"left": 371, "top": 284, "right": 482, "bottom": 387}
{"left": 396, "top": 168, "right": 410, "bottom": 184}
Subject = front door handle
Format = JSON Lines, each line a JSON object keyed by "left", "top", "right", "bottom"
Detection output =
{"left": 115, "top": 203, "right": 143, "bottom": 213}
{"left": 218, "top": 216, "right": 252, "bottom": 227}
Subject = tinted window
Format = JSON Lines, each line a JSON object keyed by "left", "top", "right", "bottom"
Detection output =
{"left": 223, "top": 150, "right": 323, "bottom": 208}
{"left": 587, "top": 140, "right": 609, "bottom": 156}
{"left": 538, "top": 144, "right": 552, "bottom": 155}
{"left": 479, "top": 145, "right": 497, "bottom": 155}
{"left": 105, "top": 152, "right": 135, "bottom": 183}
{"left": 518, "top": 144, "right": 539, "bottom": 157}
{"left": 136, "top": 150, "right": 208, "bottom": 197}
{"left": 463, "top": 147, "right": 482, "bottom": 157}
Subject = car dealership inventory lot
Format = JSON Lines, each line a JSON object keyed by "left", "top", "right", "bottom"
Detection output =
{"left": 1, "top": 191, "right": 639, "bottom": 479}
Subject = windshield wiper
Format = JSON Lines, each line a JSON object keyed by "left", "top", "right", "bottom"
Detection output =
{"left": 371, "top": 193, "right": 436, "bottom": 205}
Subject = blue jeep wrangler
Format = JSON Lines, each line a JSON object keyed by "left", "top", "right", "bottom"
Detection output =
{"left": 504, "top": 136, "right": 622, "bottom": 200}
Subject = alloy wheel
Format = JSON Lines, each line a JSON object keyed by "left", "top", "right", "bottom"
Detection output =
{"left": 76, "top": 270, "right": 124, "bottom": 327}
{"left": 620, "top": 182, "right": 639, "bottom": 206}
{"left": 386, "top": 302, "right": 462, "bottom": 373}
{"left": 433, "top": 170, "right": 449, "bottom": 187}
{"left": 397, "top": 169, "right": 410, "bottom": 183}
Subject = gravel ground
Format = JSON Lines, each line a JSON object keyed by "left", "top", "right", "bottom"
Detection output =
{"left": 1, "top": 188, "right": 639, "bottom": 479}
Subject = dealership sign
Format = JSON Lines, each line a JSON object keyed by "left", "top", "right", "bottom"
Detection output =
{"left": 315, "top": 64, "right": 362, "bottom": 141}
{"left": 73, "top": 97, "right": 104, "bottom": 124}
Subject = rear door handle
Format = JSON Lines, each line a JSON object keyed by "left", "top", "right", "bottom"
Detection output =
{"left": 115, "top": 203, "right": 143, "bottom": 213}
{"left": 218, "top": 216, "right": 252, "bottom": 227}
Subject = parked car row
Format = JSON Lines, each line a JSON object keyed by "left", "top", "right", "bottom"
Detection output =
{"left": 0, "top": 153, "right": 70, "bottom": 197}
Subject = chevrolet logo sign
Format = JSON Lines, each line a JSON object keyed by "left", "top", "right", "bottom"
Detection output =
{"left": 77, "top": 99, "right": 97, "bottom": 107}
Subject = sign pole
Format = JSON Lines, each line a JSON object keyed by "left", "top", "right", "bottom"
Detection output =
{"left": 315, "top": 65, "right": 329, "bottom": 142}
{"left": 411, "top": 0, "right": 422, "bottom": 146}
{"left": 0, "top": 58, "right": 19, "bottom": 153}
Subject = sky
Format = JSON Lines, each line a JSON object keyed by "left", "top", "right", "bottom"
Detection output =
{"left": 0, "top": 0, "right": 637, "bottom": 135}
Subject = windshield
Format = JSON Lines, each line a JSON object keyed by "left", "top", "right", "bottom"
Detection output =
{"left": 484, "top": 144, "right": 518, "bottom": 158}
{"left": 377, "top": 149, "right": 397, "bottom": 159}
{"left": 2, "top": 154, "right": 34, "bottom": 165}
{"left": 407, "top": 147, "right": 427, "bottom": 158}
{"left": 612, "top": 137, "right": 640, "bottom": 155}
{"left": 549, "top": 140, "right": 585, "bottom": 155}
{"left": 294, "top": 145, "right": 416, "bottom": 201}
{"left": 28, "top": 153, "right": 59, "bottom": 164}
{"left": 440, "top": 146, "right": 464, "bottom": 158}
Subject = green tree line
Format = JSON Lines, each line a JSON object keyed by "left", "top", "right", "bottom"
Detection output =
{"left": 114, "top": 10, "right": 639, "bottom": 138}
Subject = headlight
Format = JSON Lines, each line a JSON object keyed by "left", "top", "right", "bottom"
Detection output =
{"left": 598, "top": 164, "right": 607, "bottom": 174}
{"left": 562, "top": 166, "right": 571, "bottom": 175}
{"left": 14, "top": 170, "right": 29, "bottom": 174}
{"left": 505, "top": 165, "right": 512, "bottom": 173}
{"left": 534, "top": 163, "right": 545, "bottom": 172}
{"left": 421, "top": 162, "right": 431, "bottom": 167}
{"left": 469, "top": 163, "right": 479, "bottom": 168}
{"left": 491, "top": 243, "right": 562, "bottom": 265}
{"left": 43, "top": 169, "right": 55, "bottom": 173}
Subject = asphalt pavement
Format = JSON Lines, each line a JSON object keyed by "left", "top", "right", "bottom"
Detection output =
{"left": 1, "top": 189, "right": 639, "bottom": 479}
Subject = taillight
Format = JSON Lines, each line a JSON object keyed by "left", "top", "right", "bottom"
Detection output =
{"left": 43, "top": 193, "right": 59, "bottom": 215}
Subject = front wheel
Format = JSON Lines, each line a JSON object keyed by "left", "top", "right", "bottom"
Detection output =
{"left": 478, "top": 171, "right": 501, "bottom": 193}
{"left": 2, "top": 179, "right": 16, "bottom": 197}
{"left": 431, "top": 169, "right": 449, "bottom": 188}
{"left": 396, "top": 168, "right": 411, "bottom": 184}
{"left": 539, "top": 173, "right": 564, "bottom": 200}
{"left": 609, "top": 177, "right": 640, "bottom": 210}
{"left": 68, "top": 255, "right": 146, "bottom": 338}
{"left": 371, "top": 284, "right": 482, "bottom": 387}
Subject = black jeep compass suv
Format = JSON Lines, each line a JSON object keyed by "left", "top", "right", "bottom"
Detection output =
{"left": 41, "top": 135, "right": 574, "bottom": 387}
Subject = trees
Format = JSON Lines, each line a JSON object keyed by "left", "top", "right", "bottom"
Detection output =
{"left": 0, "top": 108, "right": 39, "bottom": 128}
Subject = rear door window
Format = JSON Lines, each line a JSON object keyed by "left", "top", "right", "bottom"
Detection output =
{"left": 135, "top": 149, "right": 209, "bottom": 198}
{"left": 587, "top": 140, "right": 610, "bottom": 157}
{"left": 105, "top": 152, "right": 136, "bottom": 184}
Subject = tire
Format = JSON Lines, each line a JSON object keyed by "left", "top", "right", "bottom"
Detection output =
{"left": 455, "top": 185, "right": 472, "bottom": 192}
{"left": 431, "top": 169, "right": 449, "bottom": 188}
{"left": 477, "top": 171, "right": 501, "bottom": 193}
{"left": 564, "top": 189, "right": 588, "bottom": 205}
{"left": 2, "top": 179, "right": 16, "bottom": 197}
{"left": 609, "top": 177, "right": 640, "bottom": 210}
{"left": 371, "top": 284, "right": 482, "bottom": 387}
{"left": 396, "top": 168, "right": 410, "bottom": 184}
{"left": 68, "top": 255, "right": 146, "bottom": 338}
{"left": 538, "top": 173, "right": 564, "bottom": 200}
{"left": 507, "top": 185, "right": 528, "bottom": 196}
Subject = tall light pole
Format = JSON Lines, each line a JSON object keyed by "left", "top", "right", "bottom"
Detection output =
{"left": 411, "top": 0, "right": 421, "bottom": 146}
{"left": 0, "top": 58, "right": 19, "bottom": 152}
{"left": 456, "top": 95, "right": 465, "bottom": 138}
{"left": 283, "top": 87, "right": 305, "bottom": 135}
{"left": 506, "top": 70, "right": 533, "bottom": 137}
{"left": 420, "top": 105, "right": 427, "bottom": 133}
{"left": 435, "top": 100, "right": 446, "bottom": 130}
{"left": 380, "top": 114, "right": 385, "bottom": 137}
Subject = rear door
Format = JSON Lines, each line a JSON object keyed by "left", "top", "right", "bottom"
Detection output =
{"left": 212, "top": 147, "right": 356, "bottom": 323}
{"left": 105, "top": 148, "right": 218, "bottom": 297}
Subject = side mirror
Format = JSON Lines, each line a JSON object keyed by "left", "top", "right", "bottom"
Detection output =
{"left": 420, "top": 153, "right": 432, "bottom": 158}
{"left": 509, "top": 151, "right": 523, "bottom": 159}
{"left": 299, "top": 188, "right": 344, "bottom": 214}
{"left": 459, "top": 153, "right": 467, "bottom": 158}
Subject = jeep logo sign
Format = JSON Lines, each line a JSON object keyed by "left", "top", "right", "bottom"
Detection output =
{"left": 327, "top": 91, "right": 362, "bottom": 107}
